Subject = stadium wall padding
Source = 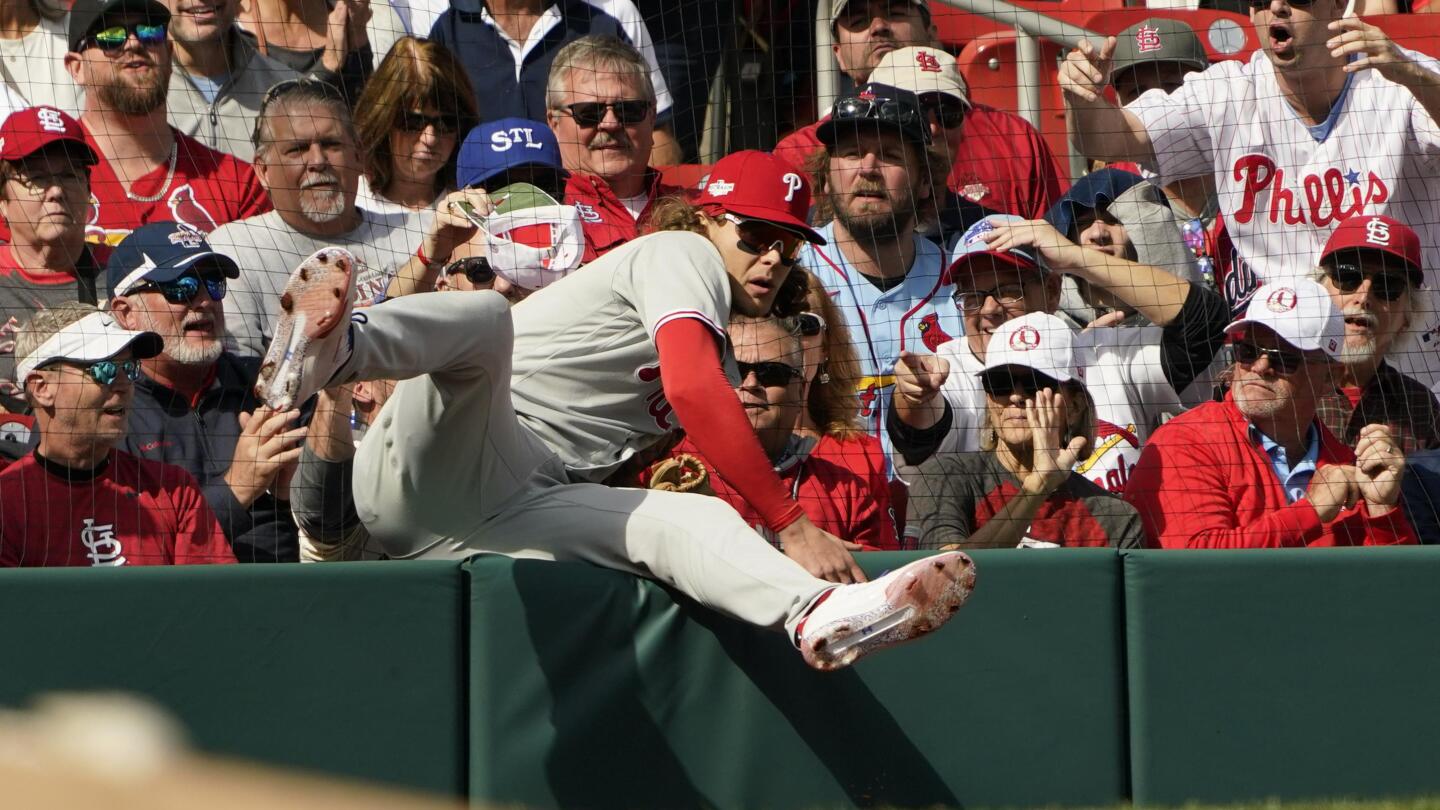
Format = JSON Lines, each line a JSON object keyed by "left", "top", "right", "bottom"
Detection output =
{"left": 5, "top": 548, "right": 1440, "bottom": 808}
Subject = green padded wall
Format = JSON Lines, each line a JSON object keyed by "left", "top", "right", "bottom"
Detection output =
{"left": 466, "top": 549, "right": 1128, "bottom": 810}
{"left": 0, "top": 561, "right": 467, "bottom": 796}
{"left": 1124, "top": 547, "right": 1440, "bottom": 806}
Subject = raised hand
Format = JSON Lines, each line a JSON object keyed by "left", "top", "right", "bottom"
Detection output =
{"left": 1353, "top": 423, "right": 1405, "bottom": 512}
{"left": 979, "top": 218, "right": 1086, "bottom": 271}
{"left": 226, "top": 406, "right": 307, "bottom": 507}
{"left": 1059, "top": 37, "right": 1118, "bottom": 104}
{"left": 893, "top": 351, "right": 949, "bottom": 409}
{"left": 1328, "top": 16, "right": 1411, "bottom": 81}
{"left": 1021, "top": 388, "right": 1088, "bottom": 496}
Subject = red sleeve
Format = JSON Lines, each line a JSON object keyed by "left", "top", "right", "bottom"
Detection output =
{"left": 171, "top": 476, "right": 238, "bottom": 565}
{"left": 1024, "top": 124, "right": 1068, "bottom": 219}
{"left": 233, "top": 160, "right": 272, "bottom": 220}
{"left": 656, "top": 318, "right": 805, "bottom": 532}
{"left": 772, "top": 122, "right": 823, "bottom": 173}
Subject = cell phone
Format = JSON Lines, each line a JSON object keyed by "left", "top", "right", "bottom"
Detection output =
{"left": 449, "top": 199, "right": 489, "bottom": 230}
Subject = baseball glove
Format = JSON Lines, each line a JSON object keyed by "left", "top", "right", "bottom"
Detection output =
{"left": 645, "top": 453, "right": 715, "bottom": 496}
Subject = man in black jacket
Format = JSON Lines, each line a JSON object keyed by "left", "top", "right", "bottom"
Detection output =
{"left": 108, "top": 222, "right": 306, "bottom": 561}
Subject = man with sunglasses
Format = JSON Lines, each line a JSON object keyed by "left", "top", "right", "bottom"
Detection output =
{"left": 161, "top": 0, "right": 300, "bottom": 161}
{"left": 1125, "top": 279, "right": 1417, "bottom": 548}
{"left": 108, "top": 222, "right": 305, "bottom": 562}
{"left": 1311, "top": 215, "right": 1440, "bottom": 453}
{"left": 1, "top": 300, "right": 237, "bottom": 566}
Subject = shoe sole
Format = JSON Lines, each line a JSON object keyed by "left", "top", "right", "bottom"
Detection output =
{"left": 254, "top": 248, "right": 354, "bottom": 410}
{"left": 802, "top": 551, "right": 976, "bottom": 672}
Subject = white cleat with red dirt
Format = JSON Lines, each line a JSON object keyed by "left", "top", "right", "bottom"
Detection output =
{"left": 254, "top": 247, "right": 357, "bottom": 411}
{"left": 796, "top": 551, "right": 976, "bottom": 672}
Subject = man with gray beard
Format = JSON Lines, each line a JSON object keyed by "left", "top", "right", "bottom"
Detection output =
{"left": 1310, "top": 215, "right": 1440, "bottom": 454}
{"left": 206, "top": 78, "right": 420, "bottom": 358}
{"left": 109, "top": 222, "right": 306, "bottom": 561}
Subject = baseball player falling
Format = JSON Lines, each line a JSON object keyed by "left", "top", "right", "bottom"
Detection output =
{"left": 251, "top": 150, "right": 975, "bottom": 671}
{"left": 1061, "top": 0, "right": 1440, "bottom": 383}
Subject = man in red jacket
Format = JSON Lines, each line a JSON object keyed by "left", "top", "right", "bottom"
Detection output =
{"left": 1124, "top": 278, "right": 1417, "bottom": 548}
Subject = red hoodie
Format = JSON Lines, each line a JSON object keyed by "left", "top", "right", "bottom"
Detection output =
{"left": 1124, "top": 396, "right": 1418, "bottom": 548}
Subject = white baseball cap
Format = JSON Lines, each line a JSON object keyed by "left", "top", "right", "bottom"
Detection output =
{"left": 16, "top": 311, "right": 162, "bottom": 387}
{"left": 1224, "top": 279, "right": 1343, "bottom": 361}
{"left": 869, "top": 46, "right": 970, "bottom": 106}
{"left": 978, "top": 311, "right": 1083, "bottom": 385}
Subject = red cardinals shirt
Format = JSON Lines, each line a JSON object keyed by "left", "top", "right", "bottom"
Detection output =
{"left": 772, "top": 103, "right": 1068, "bottom": 219}
{"left": 564, "top": 169, "right": 686, "bottom": 263}
{"left": 0, "top": 449, "right": 237, "bottom": 567}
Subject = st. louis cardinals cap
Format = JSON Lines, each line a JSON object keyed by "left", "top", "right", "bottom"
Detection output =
{"left": 1225, "top": 279, "right": 1344, "bottom": 361}
{"left": 106, "top": 221, "right": 240, "bottom": 298}
{"left": 817, "top": 83, "right": 931, "bottom": 147}
{"left": 978, "top": 311, "right": 1083, "bottom": 386}
{"left": 869, "top": 46, "right": 970, "bottom": 106}
{"left": 68, "top": 0, "right": 170, "bottom": 51}
{"left": 15, "top": 309, "right": 162, "bottom": 387}
{"left": 1110, "top": 18, "right": 1209, "bottom": 81}
{"left": 829, "top": 0, "right": 928, "bottom": 28}
{"left": 696, "top": 150, "right": 826, "bottom": 245}
{"left": 0, "top": 106, "right": 97, "bottom": 164}
{"left": 456, "top": 118, "right": 567, "bottom": 190}
{"left": 1319, "top": 214, "right": 1424, "bottom": 288}
{"left": 948, "top": 214, "right": 1045, "bottom": 278}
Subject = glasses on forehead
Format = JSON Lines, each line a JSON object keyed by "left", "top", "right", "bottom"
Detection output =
{"left": 831, "top": 96, "right": 929, "bottom": 142}
{"left": 399, "top": 111, "right": 460, "bottom": 134}
{"left": 1233, "top": 340, "right": 1308, "bottom": 375}
{"left": 85, "top": 22, "right": 166, "bottom": 53}
{"left": 64, "top": 358, "right": 142, "bottom": 386}
{"left": 792, "top": 312, "right": 825, "bottom": 337}
{"left": 723, "top": 213, "right": 804, "bottom": 267}
{"left": 556, "top": 100, "right": 652, "bottom": 128}
{"left": 253, "top": 77, "right": 349, "bottom": 148}
{"left": 1324, "top": 263, "right": 1411, "bottom": 302}
{"left": 132, "top": 274, "right": 227, "bottom": 305}
{"left": 737, "top": 360, "right": 803, "bottom": 388}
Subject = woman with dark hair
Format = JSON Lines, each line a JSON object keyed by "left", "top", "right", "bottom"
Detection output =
{"left": 907, "top": 312, "right": 1144, "bottom": 550}
{"left": 353, "top": 36, "right": 478, "bottom": 217}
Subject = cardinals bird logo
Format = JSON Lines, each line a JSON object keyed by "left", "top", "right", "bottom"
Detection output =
{"left": 916, "top": 313, "right": 955, "bottom": 351}
{"left": 167, "top": 185, "right": 220, "bottom": 233}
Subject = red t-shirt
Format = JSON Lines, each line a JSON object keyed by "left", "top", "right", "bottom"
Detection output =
{"left": 772, "top": 103, "right": 1068, "bottom": 220}
{"left": 0, "top": 449, "right": 237, "bottom": 567}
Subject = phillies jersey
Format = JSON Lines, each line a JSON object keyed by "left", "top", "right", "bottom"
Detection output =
{"left": 797, "top": 221, "right": 963, "bottom": 464}
{"left": 510, "top": 230, "right": 739, "bottom": 482}
{"left": 0, "top": 450, "right": 237, "bottom": 567}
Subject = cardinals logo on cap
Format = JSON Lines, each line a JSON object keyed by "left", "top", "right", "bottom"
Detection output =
{"left": 1266, "top": 287, "right": 1298, "bottom": 312}
{"left": 1010, "top": 325, "right": 1041, "bottom": 351}
{"left": 915, "top": 51, "right": 942, "bottom": 73}
{"left": 1365, "top": 217, "right": 1392, "bottom": 246}
{"left": 1136, "top": 24, "right": 1163, "bottom": 53}
{"left": 35, "top": 107, "right": 67, "bottom": 133}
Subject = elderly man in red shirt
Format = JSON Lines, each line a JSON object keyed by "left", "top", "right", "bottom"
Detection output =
{"left": 1124, "top": 278, "right": 1417, "bottom": 548}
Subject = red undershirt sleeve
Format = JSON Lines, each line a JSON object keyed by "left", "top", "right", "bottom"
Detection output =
{"left": 655, "top": 318, "right": 805, "bottom": 533}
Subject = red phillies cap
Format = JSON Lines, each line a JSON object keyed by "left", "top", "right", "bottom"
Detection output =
{"left": 1320, "top": 214, "right": 1423, "bottom": 287}
{"left": 0, "top": 106, "right": 97, "bottom": 164}
{"left": 695, "top": 150, "right": 826, "bottom": 245}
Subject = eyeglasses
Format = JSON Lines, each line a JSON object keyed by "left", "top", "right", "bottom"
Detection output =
{"left": 1233, "top": 340, "right": 1308, "bottom": 375}
{"left": 793, "top": 312, "right": 825, "bottom": 337}
{"left": 85, "top": 21, "right": 167, "bottom": 53}
{"left": 132, "top": 274, "right": 227, "bottom": 305}
{"left": 1324, "top": 264, "right": 1410, "bottom": 302}
{"left": 920, "top": 94, "right": 966, "bottom": 130}
{"left": 980, "top": 369, "right": 1057, "bottom": 399}
{"left": 9, "top": 169, "right": 88, "bottom": 196}
{"left": 737, "top": 360, "right": 803, "bottom": 388}
{"left": 445, "top": 256, "right": 495, "bottom": 286}
{"left": 831, "top": 95, "right": 930, "bottom": 143}
{"left": 723, "top": 214, "right": 804, "bottom": 266}
{"left": 953, "top": 283, "right": 1028, "bottom": 312}
{"left": 555, "top": 100, "right": 652, "bottom": 128}
{"left": 67, "top": 358, "right": 142, "bottom": 386}
{"left": 399, "top": 111, "right": 460, "bottom": 134}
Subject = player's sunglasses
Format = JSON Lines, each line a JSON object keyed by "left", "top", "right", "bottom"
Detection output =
{"left": 85, "top": 22, "right": 167, "bottom": 53}
{"left": 445, "top": 256, "right": 496, "bottom": 286}
{"left": 953, "top": 283, "right": 1028, "bottom": 313}
{"left": 920, "top": 93, "right": 966, "bottom": 130}
{"left": 131, "top": 273, "right": 227, "bottom": 305}
{"left": 399, "top": 111, "right": 460, "bottom": 134}
{"left": 980, "top": 369, "right": 1059, "bottom": 399}
{"left": 1323, "top": 264, "right": 1410, "bottom": 302}
{"left": 66, "top": 358, "right": 142, "bottom": 386}
{"left": 1232, "top": 340, "right": 1308, "bottom": 375}
{"left": 737, "top": 360, "right": 803, "bottom": 388}
{"left": 832, "top": 95, "right": 930, "bottom": 143}
{"left": 793, "top": 312, "right": 825, "bottom": 337}
{"left": 556, "top": 100, "right": 651, "bottom": 128}
{"left": 723, "top": 214, "right": 804, "bottom": 266}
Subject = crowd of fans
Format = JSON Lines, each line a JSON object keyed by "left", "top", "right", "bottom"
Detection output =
{"left": 1, "top": 0, "right": 1439, "bottom": 581}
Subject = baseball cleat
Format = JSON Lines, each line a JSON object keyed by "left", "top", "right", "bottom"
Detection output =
{"left": 796, "top": 551, "right": 976, "bottom": 672}
{"left": 254, "top": 247, "right": 357, "bottom": 411}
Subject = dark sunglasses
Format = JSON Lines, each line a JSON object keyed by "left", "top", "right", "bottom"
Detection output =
{"left": 445, "top": 256, "right": 495, "bottom": 286}
{"left": 794, "top": 312, "right": 825, "bottom": 337}
{"left": 85, "top": 22, "right": 166, "bottom": 53}
{"left": 724, "top": 214, "right": 803, "bottom": 266}
{"left": 737, "top": 360, "right": 802, "bottom": 388}
{"left": 1233, "top": 340, "right": 1308, "bottom": 375}
{"left": 920, "top": 94, "right": 966, "bottom": 130}
{"left": 399, "top": 111, "right": 460, "bottom": 134}
{"left": 1324, "top": 264, "right": 1410, "bottom": 302}
{"left": 133, "top": 274, "right": 227, "bottom": 305}
{"left": 832, "top": 96, "right": 930, "bottom": 143}
{"left": 70, "top": 358, "right": 142, "bottom": 386}
{"left": 980, "top": 370, "right": 1057, "bottom": 399}
{"left": 1248, "top": 0, "right": 1313, "bottom": 7}
{"left": 557, "top": 100, "right": 651, "bottom": 128}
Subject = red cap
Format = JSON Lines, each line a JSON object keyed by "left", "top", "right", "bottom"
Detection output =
{"left": 1320, "top": 214, "right": 1423, "bottom": 286}
{"left": 695, "top": 150, "right": 826, "bottom": 245}
{"left": 0, "top": 107, "right": 97, "bottom": 164}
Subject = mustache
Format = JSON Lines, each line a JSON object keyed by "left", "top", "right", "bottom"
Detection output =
{"left": 301, "top": 172, "right": 341, "bottom": 189}
{"left": 1342, "top": 305, "right": 1378, "bottom": 328}
{"left": 589, "top": 132, "right": 632, "bottom": 150}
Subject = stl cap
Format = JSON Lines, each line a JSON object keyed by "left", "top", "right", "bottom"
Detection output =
{"left": 948, "top": 214, "right": 1045, "bottom": 278}
{"left": 870, "top": 46, "right": 970, "bottom": 106}
{"left": 106, "top": 221, "right": 240, "bottom": 298}
{"left": 1319, "top": 214, "right": 1424, "bottom": 288}
{"left": 1225, "top": 279, "right": 1344, "bottom": 361}
{"left": 1110, "top": 18, "right": 1209, "bottom": 81}
{"left": 0, "top": 107, "right": 97, "bottom": 164}
{"left": 456, "top": 118, "right": 567, "bottom": 190}
{"left": 15, "top": 310, "right": 162, "bottom": 386}
{"left": 696, "top": 150, "right": 826, "bottom": 245}
{"left": 979, "top": 312, "right": 1083, "bottom": 386}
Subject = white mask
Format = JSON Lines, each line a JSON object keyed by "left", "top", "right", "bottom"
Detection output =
{"left": 483, "top": 204, "right": 585, "bottom": 291}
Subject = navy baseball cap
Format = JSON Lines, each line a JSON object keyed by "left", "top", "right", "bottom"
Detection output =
{"left": 106, "top": 222, "right": 240, "bottom": 298}
{"left": 1043, "top": 168, "right": 1145, "bottom": 239}
{"left": 456, "top": 118, "right": 568, "bottom": 190}
{"left": 817, "top": 83, "right": 932, "bottom": 148}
